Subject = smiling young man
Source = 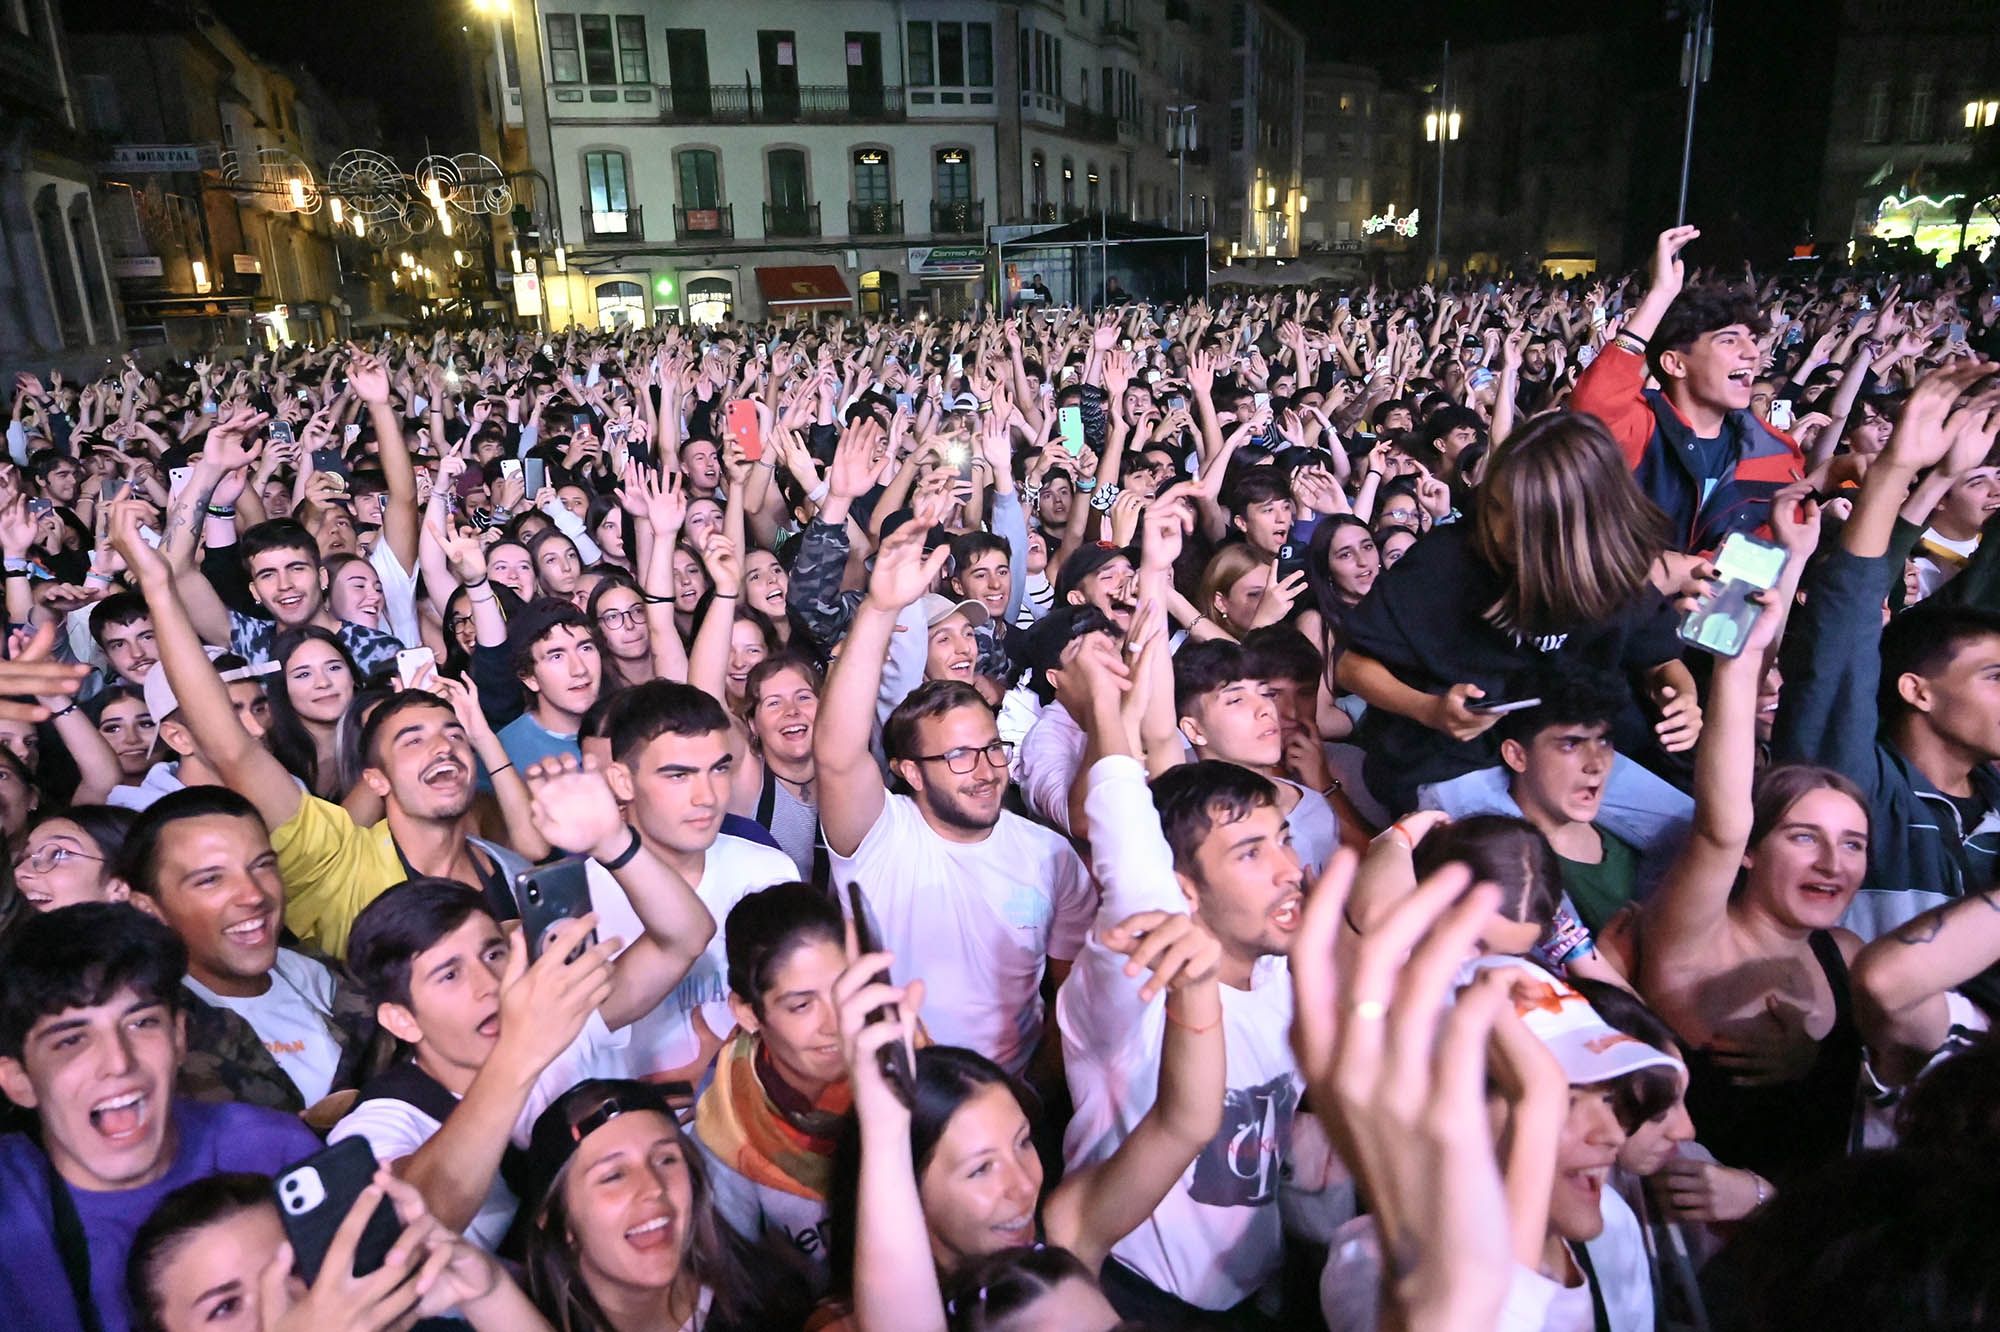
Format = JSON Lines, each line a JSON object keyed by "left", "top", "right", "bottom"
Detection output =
{"left": 332, "top": 753, "right": 718, "bottom": 1249}
{"left": 216, "top": 520, "right": 404, "bottom": 675}
{"left": 1571, "top": 225, "right": 1803, "bottom": 554}
{"left": 0, "top": 904, "right": 319, "bottom": 1332}
{"left": 88, "top": 594, "right": 157, "bottom": 690}
{"left": 495, "top": 599, "right": 604, "bottom": 771}
{"left": 1057, "top": 634, "right": 1306, "bottom": 1323}
{"left": 816, "top": 520, "right": 1092, "bottom": 1077}
{"left": 118, "top": 787, "right": 389, "bottom": 1119}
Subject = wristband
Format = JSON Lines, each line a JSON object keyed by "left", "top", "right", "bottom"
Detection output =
{"left": 1074, "top": 476, "right": 1098, "bottom": 493}
{"left": 205, "top": 504, "right": 236, "bottom": 518}
{"left": 1088, "top": 483, "right": 1121, "bottom": 512}
{"left": 600, "top": 826, "right": 644, "bottom": 871}
{"left": 47, "top": 702, "right": 76, "bottom": 720}
{"left": 463, "top": 576, "right": 490, "bottom": 589}
{"left": 85, "top": 571, "right": 114, "bottom": 588}
{"left": 3, "top": 558, "right": 26, "bottom": 573}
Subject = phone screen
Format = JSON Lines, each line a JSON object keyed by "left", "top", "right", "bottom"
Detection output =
{"left": 1712, "top": 533, "right": 1787, "bottom": 590}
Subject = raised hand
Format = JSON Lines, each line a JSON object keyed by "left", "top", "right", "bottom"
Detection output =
{"left": 863, "top": 518, "right": 948, "bottom": 613}
{"left": 698, "top": 531, "right": 743, "bottom": 597}
{"left": 524, "top": 752, "right": 632, "bottom": 861}
{"left": 1097, "top": 911, "right": 1223, "bottom": 1003}
{"left": 425, "top": 512, "right": 488, "bottom": 586}
{"left": 1647, "top": 225, "right": 1701, "bottom": 306}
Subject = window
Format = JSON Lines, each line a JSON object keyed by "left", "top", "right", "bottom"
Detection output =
{"left": 934, "top": 148, "right": 971, "bottom": 201}
{"left": 581, "top": 15, "right": 615, "bottom": 84}
{"left": 1335, "top": 176, "right": 1352, "bottom": 203}
{"left": 1061, "top": 157, "right": 1075, "bottom": 209}
{"left": 616, "top": 16, "right": 648, "bottom": 83}
{"left": 758, "top": 31, "right": 799, "bottom": 116}
{"left": 1864, "top": 79, "right": 1891, "bottom": 142}
{"left": 68, "top": 197, "right": 109, "bottom": 340}
{"left": 1908, "top": 74, "right": 1934, "bottom": 140}
{"left": 1334, "top": 219, "right": 1351, "bottom": 242}
{"left": 665, "top": 30, "right": 709, "bottom": 114}
{"left": 547, "top": 14, "right": 580, "bottom": 84}
{"left": 586, "top": 151, "right": 631, "bottom": 226}
{"left": 909, "top": 21, "right": 993, "bottom": 88}
{"left": 678, "top": 149, "right": 719, "bottom": 208}
{"left": 852, "top": 149, "right": 891, "bottom": 204}
{"left": 768, "top": 149, "right": 809, "bottom": 212}
{"left": 1031, "top": 152, "right": 1047, "bottom": 209}
{"left": 33, "top": 186, "right": 83, "bottom": 348}
{"left": 1087, "top": 168, "right": 1099, "bottom": 212}
{"left": 1102, "top": 67, "right": 1112, "bottom": 111}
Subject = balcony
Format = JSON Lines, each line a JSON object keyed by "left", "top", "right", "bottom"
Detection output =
{"left": 931, "top": 199, "right": 985, "bottom": 234}
{"left": 578, "top": 205, "right": 643, "bottom": 243}
{"left": 764, "top": 202, "right": 821, "bottom": 238}
{"left": 1102, "top": 19, "right": 1139, "bottom": 47}
{"left": 1063, "top": 102, "right": 1119, "bottom": 143}
{"left": 659, "top": 83, "right": 905, "bottom": 124}
{"left": 673, "top": 203, "right": 734, "bottom": 240}
{"left": 849, "top": 200, "right": 903, "bottom": 237}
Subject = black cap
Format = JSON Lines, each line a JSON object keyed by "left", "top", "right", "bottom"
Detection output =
{"left": 1053, "top": 541, "right": 1135, "bottom": 605}
{"left": 503, "top": 595, "right": 583, "bottom": 659}
{"left": 506, "top": 1079, "right": 675, "bottom": 1212}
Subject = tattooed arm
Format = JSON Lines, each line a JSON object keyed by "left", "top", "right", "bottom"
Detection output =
{"left": 1851, "top": 889, "right": 2000, "bottom": 1088}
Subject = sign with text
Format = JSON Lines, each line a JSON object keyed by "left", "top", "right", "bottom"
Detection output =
{"left": 232, "top": 253, "right": 263, "bottom": 275}
{"left": 514, "top": 270, "right": 543, "bottom": 317}
{"left": 106, "top": 144, "right": 205, "bottom": 172}
{"left": 112, "top": 256, "right": 164, "bottom": 278}
{"left": 907, "top": 244, "right": 985, "bottom": 277}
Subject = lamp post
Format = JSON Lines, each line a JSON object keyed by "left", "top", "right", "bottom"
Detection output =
{"left": 1169, "top": 103, "right": 1199, "bottom": 231}
{"left": 1423, "top": 41, "right": 1459, "bottom": 271}
{"left": 1675, "top": 0, "right": 1715, "bottom": 226}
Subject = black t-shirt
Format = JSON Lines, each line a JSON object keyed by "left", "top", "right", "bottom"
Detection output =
{"left": 1343, "top": 523, "right": 1684, "bottom": 812}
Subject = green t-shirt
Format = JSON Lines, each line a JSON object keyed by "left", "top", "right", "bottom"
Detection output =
{"left": 1556, "top": 827, "right": 1640, "bottom": 933}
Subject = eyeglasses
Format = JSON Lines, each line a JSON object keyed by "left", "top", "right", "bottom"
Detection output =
{"left": 15, "top": 844, "right": 100, "bottom": 875}
{"left": 910, "top": 740, "right": 1013, "bottom": 774}
{"left": 596, "top": 607, "right": 645, "bottom": 631}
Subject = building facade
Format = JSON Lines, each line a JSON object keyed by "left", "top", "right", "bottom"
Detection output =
{"left": 0, "top": 0, "right": 123, "bottom": 377}
{"left": 474, "top": 0, "right": 1294, "bottom": 325}
{"left": 69, "top": 3, "right": 362, "bottom": 352}
{"left": 1815, "top": 0, "right": 1999, "bottom": 262}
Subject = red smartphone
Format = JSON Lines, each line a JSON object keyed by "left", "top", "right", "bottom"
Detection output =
{"left": 724, "top": 398, "right": 762, "bottom": 462}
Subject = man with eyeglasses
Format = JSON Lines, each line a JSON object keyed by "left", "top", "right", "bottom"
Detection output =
{"left": 816, "top": 519, "right": 1093, "bottom": 1076}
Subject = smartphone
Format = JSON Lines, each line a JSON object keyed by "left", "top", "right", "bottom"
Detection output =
{"left": 1276, "top": 541, "right": 1307, "bottom": 582}
{"left": 1767, "top": 398, "right": 1795, "bottom": 431}
{"left": 515, "top": 858, "right": 597, "bottom": 963}
{"left": 268, "top": 420, "right": 296, "bottom": 446}
{"left": 26, "top": 497, "right": 51, "bottom": 518}
{"left": 948, "top": 352, "right": 964, "bottom": 381}
{"left": 169, "top": 466, "right": 192, "bottom": 501}
{"left": 343, "top": 423, "right": 361, "bottom": 445}
{"left": 395, "top": 647, "right": 436, "bottom": 691}
{"left": 296, "top": 388, "right": 311, "bottom": 402}
{"left": 101, "top": 477, "right": 130, "bottom": 504}
{"left": 1679, "top": 531, "right": 1789, "bottom": 658}
{"left": 1057, "top": 405, "right": 1085, "bottom": 458}
{"left": 1145, "top": 369, "right": 1162, "bottom": 385}
{"left": 845, "top": 881, "right": 915, "bottom": 1106}
{"left": 947, "top": 441, "right": 975, "bottom": 480}
{"left": 1337, "top": 295, "right": 1350, "bottom": 311}
{"left": 894, "top": 391, "right": 914, "bottom": 413}
{"left": 724, "top": 397, "right": 762, "bottom": 463}
{"left": 1465, "top": 695, "right": 1544, "bottom": 716}
{"left": 273, "top": 1138, "right": 402, "bottom": 1286}
{"left": 310, "top": 448, "right": 351, "bottom": 486}
{"left": 500, "top": 459, "right": 523, "bottom": 485}
{"left": 1167, "top": 394, "right": 1188, "bottom": 413}
{"left": 523, "top": 457, "right": 546, "bottom": 495}
{"left": 1468, "top": 367, "right": 1495, "bottom": 390}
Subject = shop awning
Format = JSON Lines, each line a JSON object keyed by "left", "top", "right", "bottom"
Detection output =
{"left": 755, "top": 264, "right": 852, "bottom": 307}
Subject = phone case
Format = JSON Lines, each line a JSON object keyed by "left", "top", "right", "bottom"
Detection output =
{"left": 273, "top": 1138, "right": 401, "bottom": 1285}
{"left": 725, "top": 400, "right": 763, "bottom": 462}
{"left": 844, "top": 883, "right": 915, "bottom": 1105}
{"left": 516, "top": 858, "right": 596, "bottom": 962}
{"left": 1678, "top": 534, "right": 1788, "bottom": 658}
{"left": 395, "top": 649, "right": 436, "bottom": 690}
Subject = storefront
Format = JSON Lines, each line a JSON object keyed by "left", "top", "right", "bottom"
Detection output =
{"left": 753, "top": 264, "right": 853, "bottom": 318}
{"left": 906, "top": 244, "right": 985, "bottom": 319}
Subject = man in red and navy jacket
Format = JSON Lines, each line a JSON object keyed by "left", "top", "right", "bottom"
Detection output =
{"left": 1572, "top": 226, "right": 1804, "bottom": 558}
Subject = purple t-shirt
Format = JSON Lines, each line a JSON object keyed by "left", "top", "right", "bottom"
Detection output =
{"left": 0, "top": 1098, "right": 320, "bottom": 1332}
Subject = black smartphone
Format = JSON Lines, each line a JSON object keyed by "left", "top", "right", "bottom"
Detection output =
{"left": 268, "top": 419, "right": 296, "bottom": 446}
{"left": 1276, "top": 542, "right": 1307, "bottom": 583}
{"left": 273, "top": 1137, "right": 402, "bottom": 1285}
{"left": 310, "top": 447, "right": 351, "bottom": 486}
{"left": 845, "top": 881, "right": 915, "bottom": 1106}
{"left": 1465, "top": 696, "right": 1543, "bottom": 716}
{"left": 515, "top": 858, "right": 597, "bottom": 963}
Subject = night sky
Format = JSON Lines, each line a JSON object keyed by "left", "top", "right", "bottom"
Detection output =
{"left": 179, "top": 0, "right": 1836, "bottom": 263}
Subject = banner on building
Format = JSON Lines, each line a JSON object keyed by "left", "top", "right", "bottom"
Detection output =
{"left": 907, "top": 245, "right": 986, "bottom": 278}
{"left": 514, "top": 271, "right": 544, "bottom": 317}
{"left": 106, "top": 144, "right": 206, "bottom": 173}
{"left": 112, "top": 256, "right": 165, "bottom": 278}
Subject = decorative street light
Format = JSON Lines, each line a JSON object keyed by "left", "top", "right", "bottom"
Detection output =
{"left": 1423, "top": 41, "right": 1460, "bottom": 269}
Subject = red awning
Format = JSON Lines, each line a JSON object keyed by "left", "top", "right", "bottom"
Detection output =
{"left": 754, "top": 264, "right": 852, "bottom": 307}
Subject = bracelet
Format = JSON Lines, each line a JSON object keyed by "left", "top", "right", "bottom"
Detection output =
{"left": 1163, "top": 1003, "right": 1221, "bottom": 1034}
{"left": 205, "top": 504, "right": 236, "bottom": 518}
{"left": 1342, "top": 903, "right": 1365, "bottom": 936}
{"left": 46, "top": 702, "right": 76, "bottom": 720}
{"left": 600, "top": 826, "right": 644, "bottom": 871}
{"left": 487, "top": 761, "right": 513, "bottom": 777}
{"left": 1381, "top": 820, "right": 1419, "bottom": 851}
{"left": 711, "top": 591, "right": 739, "bottom": 600}
{"left": 1074, "top": 476, "right": 1098, "bottom": 493}
{"left": 462, "top": 576, "right": 489, "bottom": 589}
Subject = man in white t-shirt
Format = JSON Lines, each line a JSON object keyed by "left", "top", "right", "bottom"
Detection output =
{"left": 1055, "top": 639, "right": 1308, "bottom": 1319}
{"left": 596, "top": 679, "right": 798, "bottom": 1084}
{"left": 330, "top": 755, "right": 719, "bottom": 1248}
{"left": 816, "top": 517, "right": 1093, "bottom": 1077}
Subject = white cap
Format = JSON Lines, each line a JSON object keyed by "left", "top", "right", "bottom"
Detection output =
{"left": 918, "top": 592, "right": 990, "bottom": 631}
{"left": 1461, "top": 957, "right": 1686, "bottom": 1087}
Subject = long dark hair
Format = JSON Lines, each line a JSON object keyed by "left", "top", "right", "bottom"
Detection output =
{"left": 523, "top": 1092, "right": 786, "bottom": 1331}
{"left": 826, "top": 1046, "right": 1039, "bottom": 1297}
{"left": 1303, "top": 513, "right": 1375, "bottom": 661}
{"left": 265, "top": 626, "right": 358, "bottom": 796}
{"left": 125, "top": 1172, "right": 275, "bottom": 1332}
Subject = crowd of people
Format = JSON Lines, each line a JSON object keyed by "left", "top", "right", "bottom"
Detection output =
{"left": 1, "top": 220, "right": 1998, "bottom": 1332}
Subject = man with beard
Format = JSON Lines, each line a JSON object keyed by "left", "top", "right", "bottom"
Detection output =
{"left": 114, "top": 503, "right": 531, "bottom": 957}
{"left": 815, "top": 517, "right": 1093, "bottom": 1076}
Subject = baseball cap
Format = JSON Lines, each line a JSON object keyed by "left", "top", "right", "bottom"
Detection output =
{"left": 1462, "top": 957, "right": 1686, "bottom": 1087}
{"left": 142, "top": 649, "right": 272, "bottom": 724}
{"left": 508, "top": 1079, "right": 675, "bottom": 1214}
{"left": 1053, "top": 541, "right": 1136, "bottom": 605}
{"left": 918, "top": 592, "right": 989, "bottom": 631}
{"left": 504, "top": 596, "right": 587, "bottom": 659}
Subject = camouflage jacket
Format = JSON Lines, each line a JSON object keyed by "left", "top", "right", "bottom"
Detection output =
{"left": 177, "top": 948, "right": 396, "bottom": 1116}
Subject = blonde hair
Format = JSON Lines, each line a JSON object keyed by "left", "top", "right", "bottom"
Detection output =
{"left": 1198, "top": 544, "right": 1267, "bottom": 631}
{"left": 1473, "top": 413, "right": 1669, "bottom": 637}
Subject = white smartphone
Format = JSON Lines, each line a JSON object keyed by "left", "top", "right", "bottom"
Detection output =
{"left": 500, "top": 459, "right": 523, "bottom": 483}
{"left": 1767, "top": 399, "right": 1794, "bottom": 431}
{"left": 395, "top": 647, "right": 437, "bottom": 691}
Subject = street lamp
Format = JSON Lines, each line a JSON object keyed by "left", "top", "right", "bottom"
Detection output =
{"left": 1423, "top": 41, "right": 1459, "bottom": 269}
{"left": 1969, "top": 100, "right": 1999, "bottom": 129}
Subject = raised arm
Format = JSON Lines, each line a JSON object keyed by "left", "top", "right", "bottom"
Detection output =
{"left": 813, "top": 517, "right": 947, "bottom": 855}
{"left": 110, "top": 498, "right": 302, "bottom": 832}
{"left": 349, "top": 349, "right": 420, "bottom": 573}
